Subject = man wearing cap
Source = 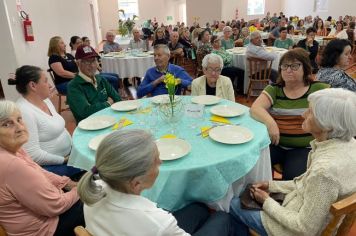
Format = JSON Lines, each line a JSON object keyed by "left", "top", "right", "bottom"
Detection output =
{"left": 67, "top": 45, "right": 121, "bottom": 123}
{"left": 136, "top": 44, "right": 192, "bottom": 98}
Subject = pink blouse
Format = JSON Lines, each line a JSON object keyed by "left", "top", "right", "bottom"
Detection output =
{"left": 0, "top": 147, "right": 79, "bottom": 236}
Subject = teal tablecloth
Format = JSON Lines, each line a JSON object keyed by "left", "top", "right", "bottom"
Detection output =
{"left": 69, "top": 96, "right": 270, "bottom": 211}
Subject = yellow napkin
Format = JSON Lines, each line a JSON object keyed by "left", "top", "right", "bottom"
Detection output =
{"left": 200, "top": 126, "right": 212, "bottom": 138}
{"left": 210, "top": 115, "right": 231, "bottom": 124}
{"left": 161, "top": 134, "right": 177, "bottom": 139}
{"left": 112, "top": 117, "right": 133, "bottom": 130}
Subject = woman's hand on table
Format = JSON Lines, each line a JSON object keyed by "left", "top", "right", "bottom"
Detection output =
{"left": 267, "top": 121, "right": 280, "bottom": 145}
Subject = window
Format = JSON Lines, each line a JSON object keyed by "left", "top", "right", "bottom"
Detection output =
{"left": 247, "top": 0, "right": 265, "bottom": 16}
{"left": 118, "top": 0, "right": 138, "bottom": 20}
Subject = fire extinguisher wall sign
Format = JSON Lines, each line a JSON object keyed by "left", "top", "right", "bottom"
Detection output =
{"left": 20, "top": 11, "right": 34, "bottom": 41}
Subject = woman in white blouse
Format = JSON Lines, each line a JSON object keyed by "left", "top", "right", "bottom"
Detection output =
{"left": 9, "top": 65, "right": 81, "bottom": 177}
{"left": 78, "top": 129, "right": 235, "bottom": 236}
{"left": 328, "top": 21, "right": 348, "bottom": 39}
{"left": 192, "top": 54, "right": 235, "bottom": 101}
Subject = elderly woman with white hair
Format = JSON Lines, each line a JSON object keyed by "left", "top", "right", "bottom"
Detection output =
{"left": 221, "top": 26, "right": 235, "bottom": 50}
{"left": 0, "top": 100, "right": 84, "bottom": 236}
{"left": 191, "top": 54, "right": 235, "bottom": 101}
{"left": 77, "top": 129, "right": 235, "bottom": 236}
{"left": 230, "top": 88, "right": 356, "bottom": 236}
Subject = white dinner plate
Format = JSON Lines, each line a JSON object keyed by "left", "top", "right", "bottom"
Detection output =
{"left": 191, "top": 95, "right": 221, "bottom": 105}
{"left": 156, "top": 138, "right": 191, "bottom": 160}
{"left": 151, "top": 95, "right": 181, "bottom": 104}
{"left": 88, "top": 133, "right": 110, "bottom": 151}
{"left": 111, "top": 100, "right": 140, "bottom": 111}
{"left": 209, "top": 125, "right": 254, "bottom": 144}
{"left": 78, "top": 115, "right": 116, "bottom": 130}
{"left": 210, "top": 105, "right": 245, "bottom": 117}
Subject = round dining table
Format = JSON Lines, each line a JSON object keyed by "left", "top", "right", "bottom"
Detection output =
{"left": 68, "top": 96, "right": 272, "bottom": 211}
{"left": 101, "top": 52, "right": 155, "bottom": 78}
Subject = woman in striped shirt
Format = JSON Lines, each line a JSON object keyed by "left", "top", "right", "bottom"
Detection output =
{"left": 250, "top": 48, "right": 329, "bottom": 180}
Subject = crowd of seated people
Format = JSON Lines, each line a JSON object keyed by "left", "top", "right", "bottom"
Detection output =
{"left": 0, "top": 13, "right": 355, "bottom": 236}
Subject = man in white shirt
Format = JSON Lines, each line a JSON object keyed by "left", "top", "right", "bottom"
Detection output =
{"left": 129, "top": 28, "right": 147, "bottom": 51}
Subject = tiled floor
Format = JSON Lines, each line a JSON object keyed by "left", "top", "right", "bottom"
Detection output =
{"left": 52, "top": 93, "right": 356, "bottom": 236}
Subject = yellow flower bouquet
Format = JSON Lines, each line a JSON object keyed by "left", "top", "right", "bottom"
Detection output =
{"left": 164, "top": 73, "right": 181, "bottom": 116}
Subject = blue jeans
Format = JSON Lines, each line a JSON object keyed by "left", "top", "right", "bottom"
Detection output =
{"left": 173, "top": 203, "right": 235, "bottom": 236}
{"left": 55, "top": 82, "right": 68, "bottom": 94}
{"left": 100, "top": 72, "right": 120, "bottom": 91}
{"left": 230, "top": 197, "right": 268, "bottom": 236}
{"left": 42, "top": 164, "right": 82, "bottom": 178}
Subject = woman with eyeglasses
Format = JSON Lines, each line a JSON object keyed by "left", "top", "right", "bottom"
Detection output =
{"left": 250, "top": 48, "right": 329, "bottom": 180}
{"left": 191, "top": 54, "right": 235, "bottom": 101}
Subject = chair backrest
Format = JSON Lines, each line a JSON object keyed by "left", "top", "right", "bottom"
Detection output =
{"left": 321, "top": 192, "right": 356, "bottom": 236}
{"left": 0, "top": 226, "right": 7, "bottom": 236}
{"left": 74, "top": 226, "right": 93, "bottom": 236}
{"left": 247, "top": 57, "right": 273, "bottom": 82}
{"left": 195, "top": 51, "right": 206, "bottom": 77}
{"left": 47, "top": 68, "right": 55, "bottom": 82}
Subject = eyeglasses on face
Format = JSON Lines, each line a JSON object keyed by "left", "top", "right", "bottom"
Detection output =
{"left": 206, "top": 67, "right": 222, "bottom": 73}
{"left": 280, "top": 63, "right": 302, "bottom": 71}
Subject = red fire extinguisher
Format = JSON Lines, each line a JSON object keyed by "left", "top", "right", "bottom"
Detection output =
{"left": 20, "top": 11, "right": 34, "bottom": 41}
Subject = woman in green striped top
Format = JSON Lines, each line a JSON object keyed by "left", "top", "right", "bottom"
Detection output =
{"left": 250, "top": 48, "right": 329, "bottom": 180}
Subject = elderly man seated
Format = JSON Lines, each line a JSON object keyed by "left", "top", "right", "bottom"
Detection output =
{"left": 137, "top": 44, "right": 192, "bottom": 98}
{"left": 103, "top": 31, "right": 122, "bottom": 54}
{"left": 246, "top": 31, "right": 278, "bottom": 82}
{"left": 67, "top": 45, "right": 121, "bottom": 123}
{"left": 192, "top": 54, "right": 235, "bottom": 101}
{"left": 168, "top": 31, "right": 184, "bottom": 63}
{"left": 129, "top": 28, "right": 147, "bottom": 51}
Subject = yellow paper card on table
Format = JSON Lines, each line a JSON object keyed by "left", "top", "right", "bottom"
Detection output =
{"left": 161, "top": 134, "right": 177, "bottom": 139}
{"left": 112, "top": 117, "right": 133, "bottom": 130}
{"left": 210, "top": 115, "right": 231, "bottom": 124}
{"left": 200, "top": 126, "right": 211, "bottom": 138}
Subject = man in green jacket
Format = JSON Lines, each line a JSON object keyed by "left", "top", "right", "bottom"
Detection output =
{"left": 67, "top": 45, "right": 121, "bottom": 123}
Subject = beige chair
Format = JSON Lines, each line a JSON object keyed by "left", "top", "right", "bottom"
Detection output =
{"left": 47, "top": 69, "right": 70, "bottom": 114}
{"left": 0, "top": 226, "right": 7, "bottom": 236}
{"left": 74, "top": 226, "right": 93, "bottom": 236}
{"left": 246, "top": 57, "right": 273, "bottom": 100}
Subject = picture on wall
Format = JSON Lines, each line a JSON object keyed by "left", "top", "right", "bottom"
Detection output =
{"left": 314, "top": 0, "right": 329, "bottom": 12}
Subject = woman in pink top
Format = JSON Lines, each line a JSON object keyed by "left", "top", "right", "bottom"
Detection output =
{"left": 0, "top": 100, "right": 84, "bottom": 236}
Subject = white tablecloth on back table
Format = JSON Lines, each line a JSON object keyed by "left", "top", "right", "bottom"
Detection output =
{"left": 101, "top": 55, "right": 155, "bottom": 78}
{"left": 227, "top": 47, "right": 287, "bottom": 93}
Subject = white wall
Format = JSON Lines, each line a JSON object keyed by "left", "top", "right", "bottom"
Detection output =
{"left": 137, "top": 0, "right": 185, "bottom": 26}
{"left": 186, "top": 0, "right": 222, "bottom": 26}
{"left": 0, "top": 0, "right": 100, "bottom": 100}
{"left": 281, "top": 0, "right": 356, "bottom": 19}
{"left": 98, "top": 0, "right": 118, "bottom": 38}
{"left": 221, "top": 0, "right": 282, "bottom": 22}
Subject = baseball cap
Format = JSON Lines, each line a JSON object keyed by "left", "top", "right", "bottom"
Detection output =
{"left": 75, "top": 45, "right": 99, "bottom": 60}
